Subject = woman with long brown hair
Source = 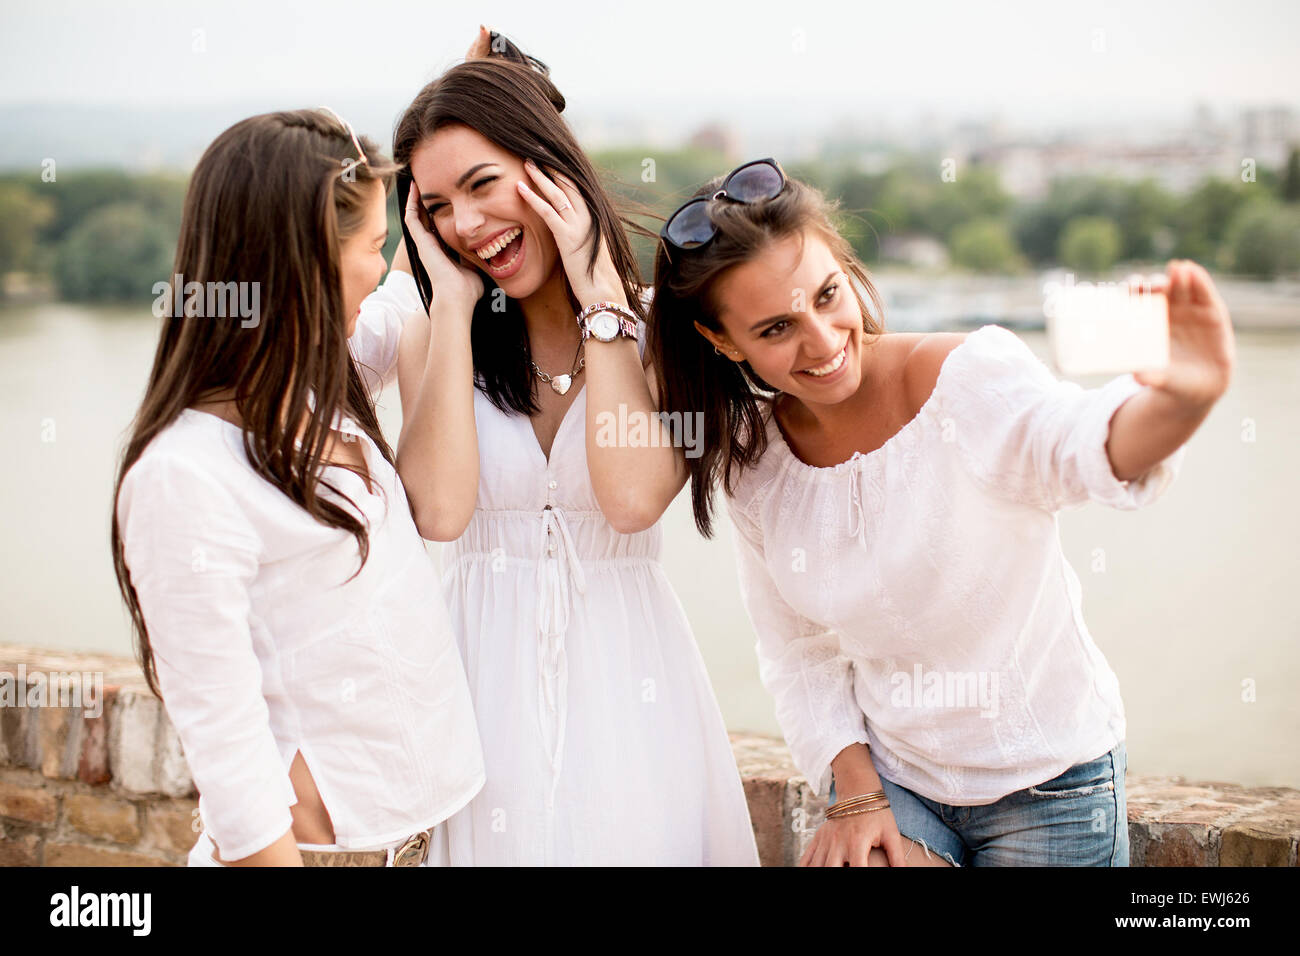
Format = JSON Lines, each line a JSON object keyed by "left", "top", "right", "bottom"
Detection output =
{"left": 387, "top": 31, "right": 758, "bottom": 865}
{"left": 648, "top": 160, "right": 1234, "bottom": 866}
{"left": 111, "top": 108, "right": 485, "bottom": 866}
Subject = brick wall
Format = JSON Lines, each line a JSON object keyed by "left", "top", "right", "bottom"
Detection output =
{"left": 1, "top": 645, "right": 197, "bottom": 865}
{"left": 2, "top": 643, "right": 1297, "bottom": 866}
{"left": 733, "top": 734, "right": 1300, "bottom": 866}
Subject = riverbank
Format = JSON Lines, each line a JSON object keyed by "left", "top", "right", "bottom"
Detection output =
{"left": 870, "top": 268, "right": 1300, "bottom": 331}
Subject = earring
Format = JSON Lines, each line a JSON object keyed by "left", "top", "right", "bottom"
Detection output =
{"left": 713, "top": 346, "right": 723, "bottom": 355}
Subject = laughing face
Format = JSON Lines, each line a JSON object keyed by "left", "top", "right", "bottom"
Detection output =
{"left": 699, "top": 229, "right": 868, "bottom": 408}
{"left": 409, "top": 122, "right": 561, "bottom": 298}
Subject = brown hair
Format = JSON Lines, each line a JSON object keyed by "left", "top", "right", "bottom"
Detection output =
{"left": 646, "top": 174, "right": 886, "bottom": 537}
{"left": 111, "top": 109, "right": 400, "bottom": 698}
{"left": 392, "top": 42, "right": 657, "bottom": 415}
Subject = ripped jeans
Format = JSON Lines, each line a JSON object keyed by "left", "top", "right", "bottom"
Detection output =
{"left": 828, "top": 741, "right": 1129, "bottom": 866}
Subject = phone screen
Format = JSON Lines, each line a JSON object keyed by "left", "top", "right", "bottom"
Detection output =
{"left": 1046, "top": 280, "right": 1170, "bottom": 377}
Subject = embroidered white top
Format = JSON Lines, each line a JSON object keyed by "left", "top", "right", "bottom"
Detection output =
{"left": 117, "top": 270, "right": 485, "bottom": 860}
{"left": 726, "top": 324, "right": 1186, "bottom": 806}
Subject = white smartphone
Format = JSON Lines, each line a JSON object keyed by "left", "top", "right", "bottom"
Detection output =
{"left": 1045, "top": 278, "right": 1170, "bottom": 377}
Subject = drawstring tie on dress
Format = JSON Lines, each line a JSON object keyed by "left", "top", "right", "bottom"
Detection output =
{"left": 846, "top": 456, "right": 869, "bottom": 549}
{"left": 534, "top": 505, "right": 586, "bottom": 805}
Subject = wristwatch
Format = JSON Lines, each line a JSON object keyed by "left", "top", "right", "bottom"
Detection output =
{"left": 576, "top": 301, "right": 638, "bottom": 343}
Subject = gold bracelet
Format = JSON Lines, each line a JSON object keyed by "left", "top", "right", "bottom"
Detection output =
{"left": 827, "top": 793, "right": 889, "bottom": 816}
{"left": 826, "top": 806, "right": 889, "bottom": 816}
{"left": 828, "top": 790, "right": 887, "bottom": 812}
{"left": 827, "top": 803, "right": 891, "bottom": 819}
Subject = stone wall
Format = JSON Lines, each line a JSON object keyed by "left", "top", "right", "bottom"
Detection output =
{"left": 2, "top": 643, "right": 1296, "bottom": 866}
{"left": 732, "top": 733, "right": 1300, "bottom": 866}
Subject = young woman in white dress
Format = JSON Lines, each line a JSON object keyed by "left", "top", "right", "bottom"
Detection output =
{"left": 383, "top": 37, "right": 759, "bottom": 864}
{"left": 111, "top": 109, "right": 484, "bottom": 867}
{"left": 647, "top": 160, "right": 1235, "bottom": 866}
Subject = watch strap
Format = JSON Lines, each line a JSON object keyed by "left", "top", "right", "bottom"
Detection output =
{"left": 577, "top": 302, "right": 639, "bottom": 342}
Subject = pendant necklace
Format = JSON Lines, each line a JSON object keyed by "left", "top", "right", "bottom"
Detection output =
{"left": 529, "top": 341, "right": 585, "bottom": 396}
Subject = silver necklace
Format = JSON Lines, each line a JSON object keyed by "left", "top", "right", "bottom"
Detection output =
{"left": 528, "top": 343, "right": 585, "bottom": 395}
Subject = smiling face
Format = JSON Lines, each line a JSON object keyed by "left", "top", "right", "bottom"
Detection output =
{"left": 338, "top": 177, "right": 389, "bottom": 338}
{"left": 700, "top": 228, "right": 867, "bottom": 407}
{"left": 409, "top": 123, "right": 560, "bottom": 298}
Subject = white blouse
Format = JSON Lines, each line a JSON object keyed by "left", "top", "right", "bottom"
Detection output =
{"left": 726, "top": 324, "right": 1186, "bottom": 806}
{"left": 117, "top": 270, "right": 485, "bottom": 860}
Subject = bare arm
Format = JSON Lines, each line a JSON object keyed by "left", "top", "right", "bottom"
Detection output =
{"left": 581, "top": 328, "right": 689, "bottom": 534}
{"left": 216, "top": 829, "right": 304, "bottom": 866}
{"left": 516, "top": 162, "right": 687, "bottom": 533}
{"left": 1105, "top": 261, "right": 1234, "bottom": 481}
{"left": 393, "top": 188, "right": 483, "bottom": 541}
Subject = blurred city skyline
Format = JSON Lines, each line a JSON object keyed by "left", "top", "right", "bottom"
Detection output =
{"left": 1, "top": 0, "right": 1298, "bottom": 182}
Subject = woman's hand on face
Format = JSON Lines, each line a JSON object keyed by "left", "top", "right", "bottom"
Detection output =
{"left": 403, "top": 186, "right": 484, "bottom": 321}
{"left": 799, "top": 806, "right": 909, "bottom": 867}
{"left": 515, "top": 159, "right": 624, "bottom": 309}
{"left": 1131, "top": 259, "right": 1236, "bottom": 410}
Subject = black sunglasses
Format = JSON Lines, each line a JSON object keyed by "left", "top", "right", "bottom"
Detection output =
{"left": 660, "top": 158, "right": 786, "bottom": 250}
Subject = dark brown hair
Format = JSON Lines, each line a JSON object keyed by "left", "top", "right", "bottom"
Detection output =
{"left": 647, "top": 174, "right": 886, "bottom": 538}
{"left": 392, "top": 39, "right": 657, "bottom": 415}
{"left": 111, "top": 109, "right": 400, "bottom": 698}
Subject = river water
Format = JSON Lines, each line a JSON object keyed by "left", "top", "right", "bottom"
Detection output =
{"left": 2, "top": 301, "right": 1296, "bottom": 788}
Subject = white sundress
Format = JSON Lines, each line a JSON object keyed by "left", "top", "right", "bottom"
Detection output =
{"left": 430, "top": 319, "right": 760, "bottom": 866}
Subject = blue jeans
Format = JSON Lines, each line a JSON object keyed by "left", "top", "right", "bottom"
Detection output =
{"left": 828, "top": 741, "right": 1129, "bottom": 866}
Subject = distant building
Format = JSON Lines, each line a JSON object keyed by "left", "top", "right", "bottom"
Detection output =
{"left": 686, "top": 123, "right": 742, "bottom": 161}
{"left": 973, "top": 105, "right": 1298, "bottom": 197}
{"left": 880, "top": 234, "right": 950, "bottom": 270}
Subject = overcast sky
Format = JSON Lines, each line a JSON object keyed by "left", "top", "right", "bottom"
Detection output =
{"left": 3, "top": 0, "right": 1297, "bottom": 123}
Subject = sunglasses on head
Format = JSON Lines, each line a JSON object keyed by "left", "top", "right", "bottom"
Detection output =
{"left": 660, "top": 158, "right": 786, "bottom": 250}
{"left": 317, "top": 106, "right": 369, "bottom": 167}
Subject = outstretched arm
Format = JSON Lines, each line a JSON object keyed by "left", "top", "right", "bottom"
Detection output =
{"left": 1105, "top": 260, "right": 1235, "bottom": 481}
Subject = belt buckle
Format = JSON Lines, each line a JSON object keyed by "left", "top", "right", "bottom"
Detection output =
{"left": 391, "top": 829, "right": 431, "bottom": 867}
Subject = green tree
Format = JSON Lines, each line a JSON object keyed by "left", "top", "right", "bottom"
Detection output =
{"left": 921, "top": 165, "right": 1013, "bottom": 241}
{"left": 36, "top": 171, "right": 187, "bottom": 244}
{"left": 590, "top": 145, "right": 733, "bottom": 277}
{"left": 949, "top": 218, "right": 1024, "bottom": 273}
{"left": 1058, "top": 216, "right": 1122, "bottom": 274}
{"left": 1014, "top": 176, "right": 1173, "bottom": 266}
{"left": 54, "top": 201, "right": 176, "bottom": 302}
{"left": 1113, "top": 179, "right": 1175, "bottom": 260}
{"left": 1222, "top": 199, "right": 1300, "bottom": 277}
{"left": 1170, "top": 177, "right": 1251, "bottom": 261}
{"left": 0, "top": 184, "right": 54, "bottom": 285}
{"left": 1282, "top": 147, "right": 1300, "bottom": 203}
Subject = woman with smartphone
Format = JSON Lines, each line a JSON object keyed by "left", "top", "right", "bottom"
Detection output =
{"left": 647, "top": 160, "right": 1234, "bottom": 866}
{"left": 111, "top": 108, "right": 485, "bottom": 866}
{"left": 385, "top": 33, "right": 759, "bottom": 865}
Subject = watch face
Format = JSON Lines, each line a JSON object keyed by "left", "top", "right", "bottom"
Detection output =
{"left": 592, "top": 312, "right": 619, "bottom": 340}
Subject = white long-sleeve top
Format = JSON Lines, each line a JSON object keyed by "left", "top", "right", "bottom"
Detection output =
{"left": 726, "top": 324, "right": 1186, "bottom": 806}
{"left": 117, "top": 270, "right": 484, "bottom": 860}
